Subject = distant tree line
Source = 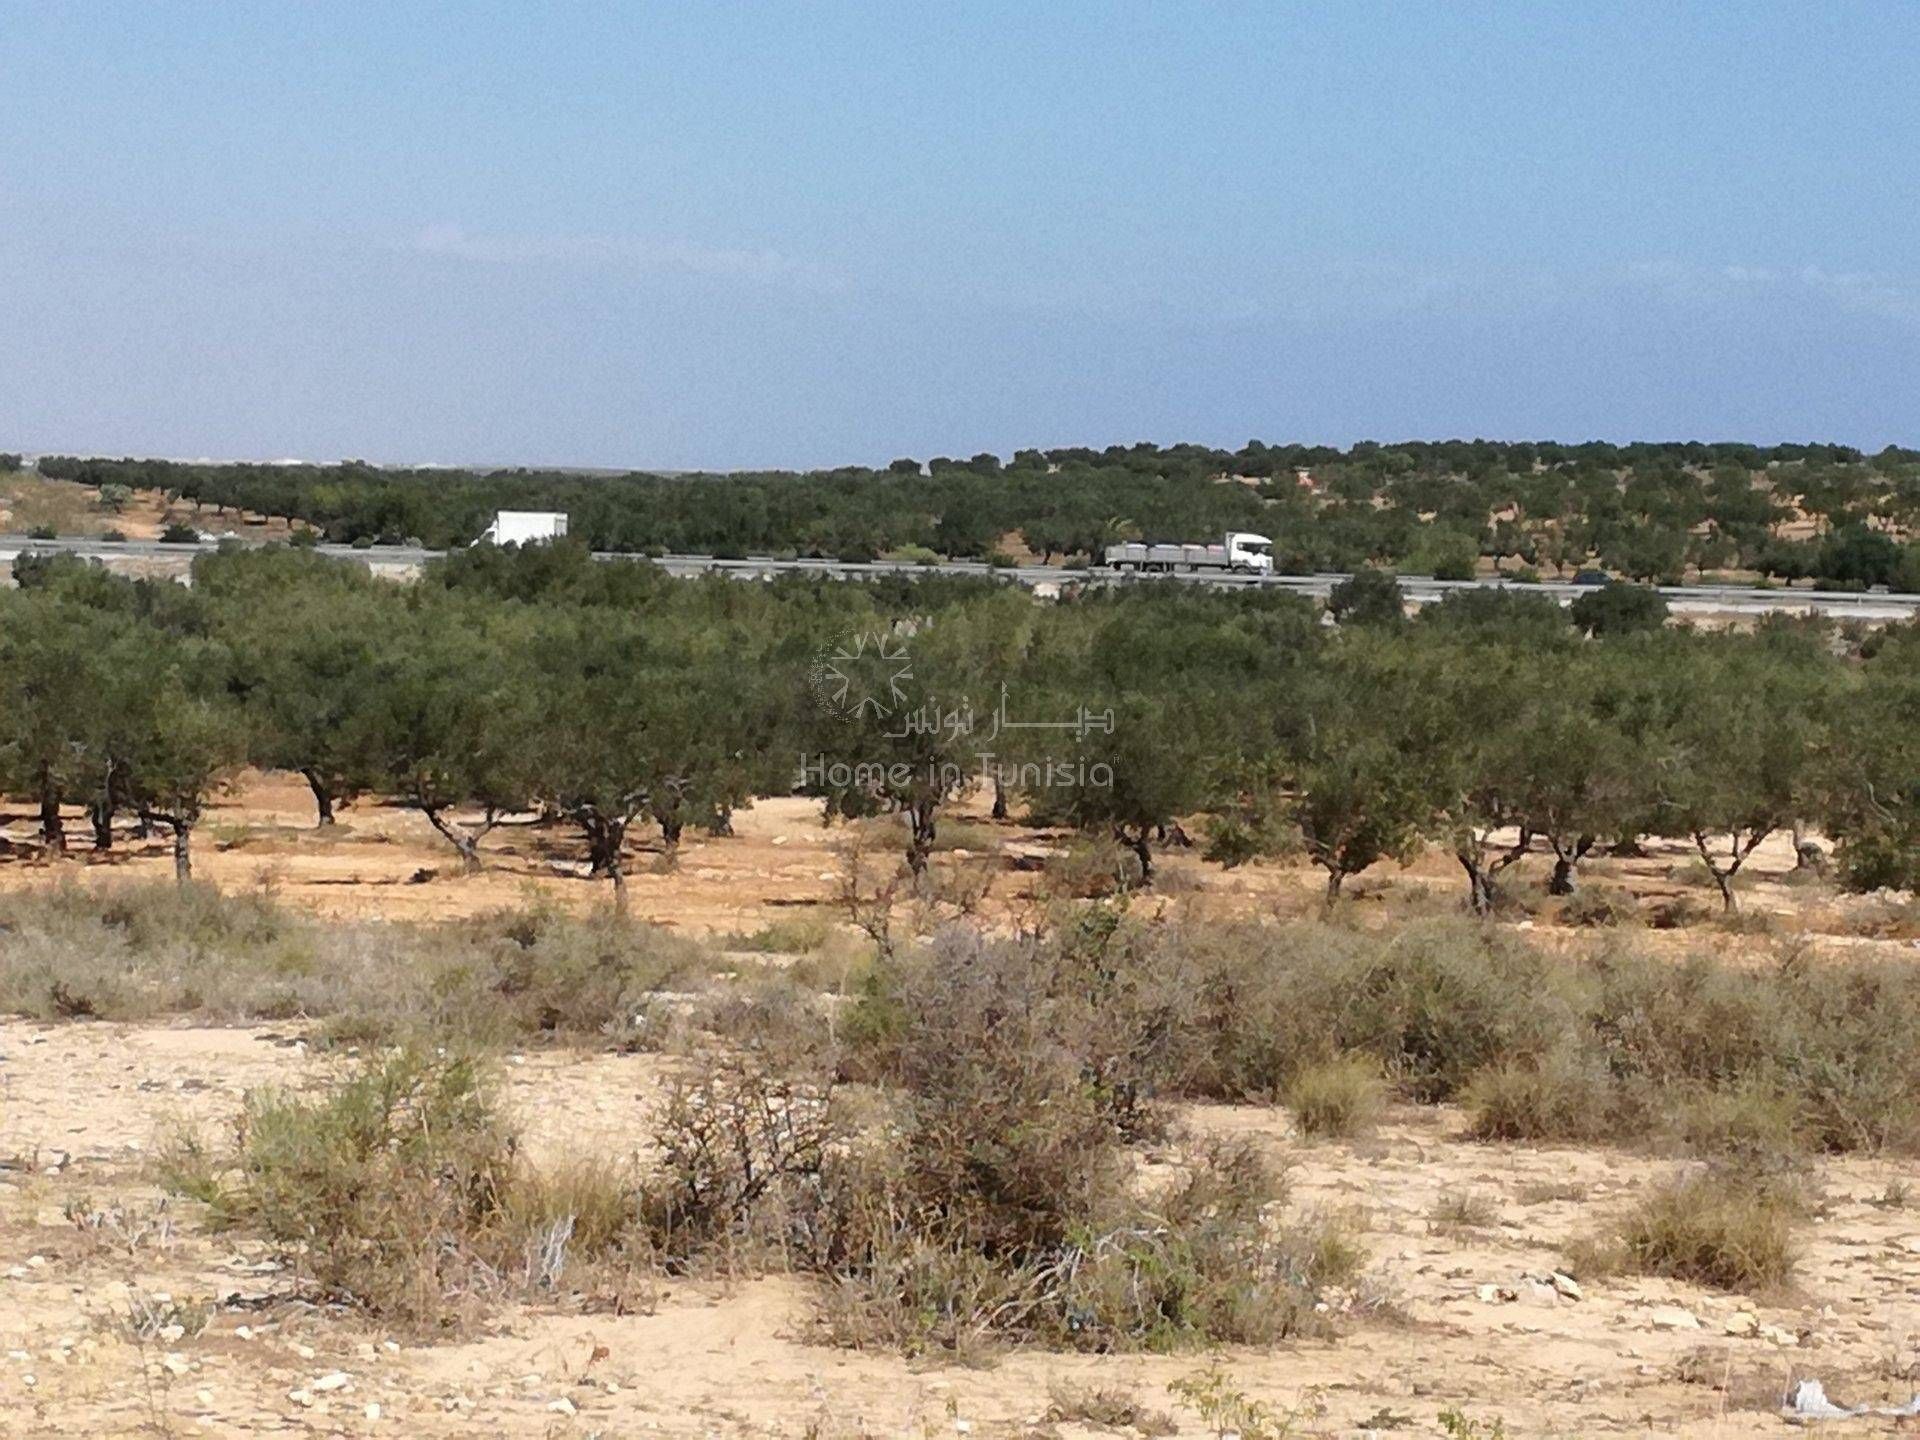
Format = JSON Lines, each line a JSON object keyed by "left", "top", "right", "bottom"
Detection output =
{"left": 0, "top": 543, "right": 1913, "bottom": 900}
{"left": 35, "top": 439, "right": 1920, "bottom": 588}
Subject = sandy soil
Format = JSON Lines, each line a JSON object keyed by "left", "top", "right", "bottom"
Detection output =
{"left": 0, "top": 774, "right": 1917, "bottom": 1435}
{"left": 1, "top": 1022, "right": 1917, "bottom": 1437}
{"left": 1, "top": 771, "right": 1913, "bottom": 963}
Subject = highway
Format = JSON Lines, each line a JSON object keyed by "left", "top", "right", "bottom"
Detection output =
{"left": 2, "top": 532, "right": 1917, "bottom": 619}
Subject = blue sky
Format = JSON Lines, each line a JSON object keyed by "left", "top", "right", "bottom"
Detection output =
{"left": 3, "top": 2, "right": 1917, "bottom": 468}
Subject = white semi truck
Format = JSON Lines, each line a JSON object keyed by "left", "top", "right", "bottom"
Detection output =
{"left": 1102, "top": 530, "right": 1273, "bottom": 575}
{"left": 475, "top": 510, "right": 570, "bottom": 546}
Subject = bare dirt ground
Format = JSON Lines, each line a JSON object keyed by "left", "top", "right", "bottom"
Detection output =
{"left": 2, "top": 1025, "right": 1917, "bottom": 1437}
{"left": 1, "top": 775, "right": 1917, "bottom": 1436}
{"left": 1, "top": 770, "right": 1914, "bottom": 959}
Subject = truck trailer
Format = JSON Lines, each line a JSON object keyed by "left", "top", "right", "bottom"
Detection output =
{"left": 475, "top": 510, "right": 570, "bottom": 546}
{"left": 1102, "top": 530, "right": 1273, "bottom": 575}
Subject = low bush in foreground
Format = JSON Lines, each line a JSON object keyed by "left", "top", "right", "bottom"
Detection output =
{"left": 162, "top": 1050, "right": 653, "bottom": 1328}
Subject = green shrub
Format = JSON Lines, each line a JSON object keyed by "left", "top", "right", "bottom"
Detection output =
{"left": 726, "top": 915, "right": 831, "bottom": 954}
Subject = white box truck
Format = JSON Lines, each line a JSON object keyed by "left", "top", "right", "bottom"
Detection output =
{"left": 475, "top": 510, "right": 570, "bottom": 546}
{"left": 1102, "top": 530, "right": 1273, "bottom": 575}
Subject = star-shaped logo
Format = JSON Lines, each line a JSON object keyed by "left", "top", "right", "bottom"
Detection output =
{"left": 811, "top": 630, "right": 914, "bottom": 721}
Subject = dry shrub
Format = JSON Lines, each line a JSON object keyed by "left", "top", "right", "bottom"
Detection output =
{"left": 1164, "top": 918, "right": 1585, "bottom": 1104}
{"left": 404, "top": 904, "right": 713, "bottom": 1046}
{"left": 843, "top": 913, "right": 1920, "bottom": 1159}
{"left": 1045, "top": 1380, "right": 1177, "bottom": 1434}
{"left": 1586, "top": 950, "right": 1920, "bottom": 1154}
{"left": 1574, "top": 1169, "right": 1800, "bottom": 1291}
{"left": 1285, "top": 1054, "right": 1387, "bottom": 1139}
{"left": 810, "top": 924, "right": 1364, "bottom": 1353}
{"left": 1462, "top": 1054, "right": 1620, "bottom": 1143}
{"left": 813, "top": 1137, "right": 1358, "bottom": 1356}
{"left": 1043, "top": 837, "right": 1138, "bottom": 899}
{"left": 1557, "top": 885, "right": 1641, "bottom": 928}
{"left": 0, "top": 881, "right": 318, "bottom": 1021}
{"left": 1428, "top": 1190, "right": 1499, "bottom": 1232}
{"left": 1664, "top": 1081, "right": 1805, "bottom": 1163}
{"left": 169, "top": 1051, "right": 652, "bottom": 1329}
{"left": 636, "top": 1052, "right": 841, "bottom": 1266}
{"left": 681, "top": 974, "right": 843, "bottom": 1073}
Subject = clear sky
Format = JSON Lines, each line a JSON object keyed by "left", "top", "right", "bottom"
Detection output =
{"left": 4, "top": 2, "right": 1916, "bottom": 469}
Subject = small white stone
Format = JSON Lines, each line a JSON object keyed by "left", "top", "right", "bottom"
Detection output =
{"left": 311, "top": 1372, "right": 351, "bottom": 1393}
{"left": 287, "top": 1389, "right": 314, "bottom": 1408}
{"left": 1649, "top": 1306, "right": 1701, "bottom": 1331}
{"left": 548, "top": 1396, "right": 578, "bottom": 1416}
{"left": 364, "top": 1402, "right": 382, "bottom": 1421}
{"left": 293, "top": 1343, "right": 315, "bottom": 1360}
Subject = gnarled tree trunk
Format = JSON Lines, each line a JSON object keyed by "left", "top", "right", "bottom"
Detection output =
{"left": 905, "top": 799, "right": 938, "bottom": 879}
{"left": 422, "top": 807, "right": 487, "bottom": 872}
{"left": 39, "top": 773, "right": 65, "bottom": 854}
{"left": 301, "top": 768, "right": 337, "bottom": 827}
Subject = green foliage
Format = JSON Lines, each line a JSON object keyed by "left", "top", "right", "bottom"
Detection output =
{"left": 1570, "top": 580, "right": 1669, "bottom": 637}
{"left": 1326, "top": 567, "right": 1404, "bottom": 626}
{"left": 46, "top": 440, "right": 1917, "bottom": 582}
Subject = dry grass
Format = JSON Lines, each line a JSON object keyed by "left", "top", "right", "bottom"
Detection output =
{"left": 1045, "top": 1380, "right": 1177, "bottom": 1433}
{"left": 1284, "top": 1054, "right": 1387, "bottom": 1139}
{"left": 0, "top": 473, "right": 113, "bottom": 536}
{"left": 0, "top": 883, "right": 717, "bottom": 1047}
{"left": 1572, "top": 1170, "right": 1801, "bottom": 1292}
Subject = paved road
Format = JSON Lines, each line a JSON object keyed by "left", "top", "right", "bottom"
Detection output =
{"left": 3, "top": 533, "right": 1917, "bottom": 618}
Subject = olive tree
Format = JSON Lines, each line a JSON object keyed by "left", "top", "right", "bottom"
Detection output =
{"left": 356, "top": 605, "right": 535, "bottom": 871}
{"left": 1647, "top": 637, "right": 1832, "bottom": 911}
